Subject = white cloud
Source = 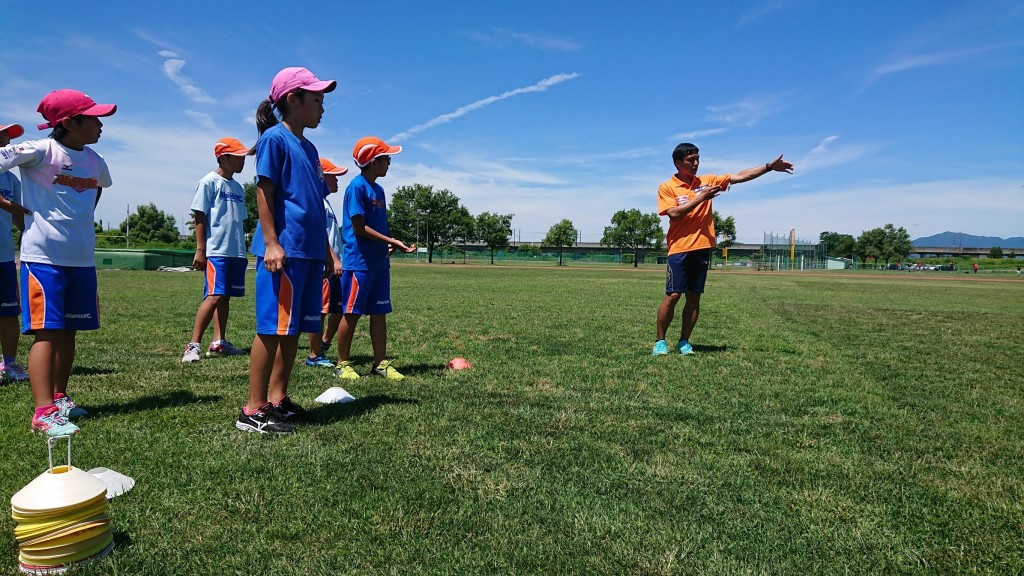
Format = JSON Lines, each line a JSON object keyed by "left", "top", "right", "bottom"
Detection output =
{"left": 738, "top": 0, "right": 801, "bottom": 26}
{"left": 669, "top": 128, "right": 729, "bottom": 141}
{"left": 161, "top": 58, "right": 216, "bottom": 105}
{"left": 390, "top": 73, "right": 580, "bottom": 142}
{"left": 184, "top": 111, "right": 219, "bottom": 132}
{"left": 464, "top": 29, "right": 581, "bottom": 51}
{"left": 706, "top": 95, "right": 787, "bottom": 127}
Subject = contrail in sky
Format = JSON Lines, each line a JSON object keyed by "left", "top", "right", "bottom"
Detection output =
{"left": 390, "top": 73, "right": 579, "bottom": 142}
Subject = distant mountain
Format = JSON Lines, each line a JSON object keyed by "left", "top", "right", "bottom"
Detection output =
{"left": 912, "top": 232, "right": 1024, "bottom": 249}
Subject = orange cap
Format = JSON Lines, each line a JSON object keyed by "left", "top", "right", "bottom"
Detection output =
{"left": 352, "top": 136, "right": 401, "bottom": 168}
{"left": 0, "top": 123, "right": 25, "bottom": 140}
{"left": 214, "top": 137, "right": 252, "bottom": 158}
{"left": 319, "top": 158, "right": 348, "bottom": 176}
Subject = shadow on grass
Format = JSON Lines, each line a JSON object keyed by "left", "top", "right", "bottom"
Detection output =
{"left": 693, "top": 344, "right": 728, "bottom": 353}
{"left": 112, "top": 529, "right": 133, "bottom": 552}
{"left": 309, "top": 394, "right": 419, "bottom": 425}
{"left": 71, "top": 365, "right": 117, "bottom": 376}
{"left": 88, "top": 390, "right": 223, "bottom": 417}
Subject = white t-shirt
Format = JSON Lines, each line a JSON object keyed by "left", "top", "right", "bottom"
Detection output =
{"left": 190, "top": 171, "right": 247, "bottom": 258}
{"left": 325, "top": 197, "right": 343, "bottom": 259}
{"left": 0, "top": 138, "right": 111, "bottom": 267}
{"left": 0, "top": 171, "right": 22, "bottom": 263}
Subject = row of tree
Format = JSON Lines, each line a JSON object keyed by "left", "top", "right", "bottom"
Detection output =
{"left": 92, "top": 181, "right": 743, "bottom": 266}
{"left": 820, "top": 224, "right": 913, "bottom": 267}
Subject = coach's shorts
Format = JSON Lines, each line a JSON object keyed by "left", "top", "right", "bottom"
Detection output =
{"left": 0, "top": 261, "right": 18, "bottom": 318}
{"left": 20, "top": 262, "right": 99, "bottom": 333}
{"left": 339, "top": 269, "right": 392, "bottom": 315}
{"left": 665, "top": 248, "right": 711, "bottom": 294}
{"left": 322, "top": 275, "right": 343, "bottom": 314}
{"left": 204, "top": 256, "right": 247, "bottom": 298}
{"left": 254, "top": 257, "right": 323, "bottom": 336}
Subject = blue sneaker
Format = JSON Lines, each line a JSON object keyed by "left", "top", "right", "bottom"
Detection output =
{"left": 305, "top": 354, "right": 335, "bottom": 368}
{"left": 676, "top": 340, "right": 694, "bottom": 355}
{"left": 652, "top": 340, "right": 669, "bottom": 356}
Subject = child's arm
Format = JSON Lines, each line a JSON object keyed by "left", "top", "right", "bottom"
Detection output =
{"left": 193, "top": 211, "right": 207, "bottom": 271}
{"left": 256, "top": 177, "right": 286, "bottom": 272}
{"left": 350, "top": 215, "right": 416, "bottom": 253}
{"left": 0, "top": 195, "right": 30, "bottom": 219}
{"left": 326, "top": 240, "right": 341, "bottom": 276}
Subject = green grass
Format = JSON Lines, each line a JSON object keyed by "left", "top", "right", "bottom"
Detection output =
{"left": 1, "top": 266, "right": 1022, "bottom": 575}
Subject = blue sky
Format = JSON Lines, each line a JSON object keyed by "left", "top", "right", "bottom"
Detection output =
{"left": 2, "top": 0, "right": 1021, "bottom": 243}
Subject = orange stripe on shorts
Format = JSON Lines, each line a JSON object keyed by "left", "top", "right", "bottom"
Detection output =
{"left": 277, "top": 271, "right": 293, "bottom": 334}
{"left": 26, "top": 269, "right": 46, "bottom": 330}
{"left": 344, "top": 274, "right": 359, "bottom": 314}
{"left": 205, "top": 260, "right": 217, "bottom": 292}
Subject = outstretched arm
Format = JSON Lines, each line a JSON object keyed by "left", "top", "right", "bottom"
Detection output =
{"left": 730, "top": 154, "right": 794, "bottom": 184}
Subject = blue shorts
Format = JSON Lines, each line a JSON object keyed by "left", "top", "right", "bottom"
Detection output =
{"left": 665, "top": 249, "right": 711, "bottom": 294}
{"left": 204, "top": 256, "right": 247, "bottom": 298}
{"left": 0, "top": 261, "right": 18, "bottom": 318}
{"left": 322, "top": 276, "right": 343, "bottom": 314}
{"left": 254, "top": 257, "right": 323, "bottom": 335}
{"left": 339, "top": 269, "right": 392, "bottom": 315}
{"left": 20, "top": 262, "right": 99, "bottom": 333}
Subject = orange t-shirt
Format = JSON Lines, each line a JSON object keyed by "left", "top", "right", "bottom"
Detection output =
{"left": 657, "top": 173, "right": 731, "bottom": 255}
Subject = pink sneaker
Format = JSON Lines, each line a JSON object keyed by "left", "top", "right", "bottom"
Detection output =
{"left": 207, "top": 340, "right": 246, "bottom": 357}
{"left": 32, "top": 408, "right": 81, "bottom": 436}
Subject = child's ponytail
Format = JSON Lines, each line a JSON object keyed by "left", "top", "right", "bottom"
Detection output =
{"left": 256, "top": 99, "right": 277, "bottom": 136}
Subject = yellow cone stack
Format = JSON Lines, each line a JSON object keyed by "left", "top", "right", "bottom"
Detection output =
{"left": 10, "top": 439, "right": 114, "bottom": 574}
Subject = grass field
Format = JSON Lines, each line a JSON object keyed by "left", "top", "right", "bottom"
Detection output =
{"left": 1, "top": 266, "right": 1022, "bottom": 575}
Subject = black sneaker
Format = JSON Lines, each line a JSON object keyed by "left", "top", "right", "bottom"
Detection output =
{"left": 272, "top": 396, "right": 309, "bottom": 423}
{"left": 235, "top": 404, "right": 296, "bottom": 434}
{"left": 321, "top": 339, "right": 331, "bottom": 353}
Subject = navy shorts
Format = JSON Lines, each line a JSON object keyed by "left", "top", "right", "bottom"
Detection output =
{"left": 665, "top": 248, "right": 711, "bottom": 294}
{"left": 0, "top": 261, "right": 18, "bottom": 318}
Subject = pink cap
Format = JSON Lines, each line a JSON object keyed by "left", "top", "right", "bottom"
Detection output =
{"left": 269, "top": 67, "right": 336, "bottom": 104}
{"left": 352, "top": 136, "right": 402, "bottom": 168}
{"left": 36, "top": 89, "right": 117, "bottom": 130}
{"left": 0, "top": 123, "right": 24, "bottom": 140}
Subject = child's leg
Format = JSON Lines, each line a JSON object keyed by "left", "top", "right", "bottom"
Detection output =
{"left": 190, "top": 295, "right": 222, "bottom": 344}
{"left": 324, "top": 313, "right": 342, "bottom": 348}
{"left": 337, "top": 314, "right": 361, "bottom": 361}
{"left": 28, "top": 330, "right": 61, "bottom": 408}
{"left": 307, "top": 315, "right": 325, "bottom": 359}
{"left": 369, "top": 314, "right": 387, "bottom": 365}
{"left": 268, "top": 335, "right": 299, "bottom": 404}
{"left": 54, "top": 330, "right": 76, "bottom": 395}
{"left": 0, "top": 316, "right": 19, "bottom": 361}
{"left": 247, "top": 333, "right": 279, "bottom": 411}
{"left": 212, "top": 296, "right": 230, "bottom": 342}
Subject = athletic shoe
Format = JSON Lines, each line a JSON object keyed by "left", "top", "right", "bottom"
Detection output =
{"left": 32, "top": 408, "right": 80, "bottom": 436}
{"left": 652, "top": 340, "right": 669, "bottom": 356}
{"left": 320, "top": 339, "right": 331, "bottom": 353}
{"left": 676, "top": 340, "right": 695, "bottom": 355}
{"left": 207, "top": 340, "right": 246, "bottom": 357}
{"left": 273, "top": 396, "right": 309, "bottom": 423}
{"left": 305, "top": 355, "right": 335, "bottom": 368}
{"left": 372, "top": 360, "right": 405, "bottom": 381}
{"left": 54, "top": 395, "right": 88, "bottom": 419}
{"left": 333, "top": 361, "right": 360, "bottom": 381}
{"left": 181, "top": 343, "right": 202, "bottom": 363}
{"left": 235, "top": 404, "right": 295, "bottom": 434}
{"left": 2, "top": 361, "right": 29, "bottom": 382}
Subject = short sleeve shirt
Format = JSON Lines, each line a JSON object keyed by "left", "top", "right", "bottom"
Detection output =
{"left": 191, "top": 171, "right": 247, "bottom": 258}
{"left": 657, "top": 173, "right": 731, "bottom": 255}
{"left": 249, "top": 124, "right": 327, "bottom": 260}
{"left": 0, "top": 139, "right": 111, "bottom": 267}
{"left": 0, "top": 171, "right": 22, "bottom": 262}
{"left": 325, "top": 197, "right": 343, "bottom": 260}
{"left": 341, "top": 174, "right": 389, "bottom": 271}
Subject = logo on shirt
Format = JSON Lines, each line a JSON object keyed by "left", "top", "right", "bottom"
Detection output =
{"left": 62, "top": 164, "right": 73, "bottom": 171}
{"left": 53, "top": 173, "right": 99, "bottom": 193}
{"left": 370, "top": 199, "right": 386, "bottom": 209}
{"left": 0, "top": 145, "right": 25, "bottom": 161}
{"left": 0, "top": 187, "right": 12, "bottom": 201}
{"left": 218, "top": 190, "right": 245, "bottom": 203}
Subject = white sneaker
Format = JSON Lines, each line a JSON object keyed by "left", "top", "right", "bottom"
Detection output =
{"left": 181, "top": 342, "right": 202, "bottom": 363}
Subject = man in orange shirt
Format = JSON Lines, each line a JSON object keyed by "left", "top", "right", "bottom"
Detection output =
{"left": 653, "top": 142, "right": 793, "bottom": 356}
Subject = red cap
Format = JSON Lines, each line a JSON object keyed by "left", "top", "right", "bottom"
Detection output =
{"left": 352, "top": 136, "right": 402, "bottom": 168}
{"left": 269, "top": 67, "right": 336, "bottom": 104}
{"left": 36, "top": 89, "right": 117, "bottom": 130}
{"left": 319, "top": 158, "right": 348, "bottom": 176}
{"left": 214, "top": 137, "right": 252, "bottom": 158}
{"left": 0, "top": 123, "right": 25, "bottom": 140}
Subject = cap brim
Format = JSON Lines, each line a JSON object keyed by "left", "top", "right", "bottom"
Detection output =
{"left": 308, "top": 80, "right": 337, "bottom": 94}
{"left": 82, "top": 103, "right": 117, "bottom": 118}
{"left": 217, "top": 148, "right": 252, "bottom": 158}
{"left": 324, "top": 168, "right": 348, "bottom": 175}
{"left": 0, "top": 124, "right": 24, "bottom": 139}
